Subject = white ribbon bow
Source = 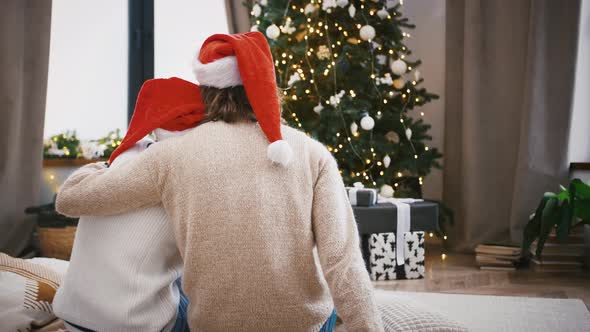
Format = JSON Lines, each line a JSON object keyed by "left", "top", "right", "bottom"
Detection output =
{"left": 378, "top": 197, "right": 423, "bottom": 266}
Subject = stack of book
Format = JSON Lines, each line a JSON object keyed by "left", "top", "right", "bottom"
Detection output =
{"left": 475, "top": 244, "right": 521, "bottom": 271}
{"left": 529, "top": 228, "right": 584, "bottom": 272}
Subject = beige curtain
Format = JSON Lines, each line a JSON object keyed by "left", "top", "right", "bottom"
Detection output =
{"left": 444, "top": 0, "right": 581, "bottom": 251}
{"left": 225, "top": 0, "right": 252, "bottom": 34}
{"left": 0, "top": 0, "right": 52, "bottom": 256}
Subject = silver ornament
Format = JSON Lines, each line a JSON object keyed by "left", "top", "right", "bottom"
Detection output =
{"left": 383, "top": 155, "right": 391, "bottom": 168}
{"left": 405, "top": 128, "right": 412, "bottom": 140}
{"left": 350, "top": 122, "right": 358, "bottom": 134}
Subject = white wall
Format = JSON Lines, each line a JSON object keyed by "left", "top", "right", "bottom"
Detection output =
{"left": 402, "top": 0, "right": 446, "bottom": 200}
{"left": 568, "top": 0, "right": 590, "bottom": 163}
{"left": 44, "top": 0, "right": 128, "bottom": 139}
{"left": 154, "top": 0, "right": 228, "bottom": 81}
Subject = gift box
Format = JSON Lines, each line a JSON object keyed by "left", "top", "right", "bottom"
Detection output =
{"left": 346, "top": 187, "right": 378, "bottom": 207}
{"left": 354, "top": 198, "right": 437, "bottom": 280}
{"left": 354, "top": 201, "right": 439, "bottom": 234}
{"left": 369, "top": 231, "right": 426, "bottom": 280}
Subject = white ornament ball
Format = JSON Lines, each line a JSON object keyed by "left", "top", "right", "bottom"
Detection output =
{"left": 350, "top": 122, "right": 358, "bottom": 134}
{"left": 252, "top": 4, "right": 262, "bottom": 17}
{"left": 336, "top": 0, "right": 349, "bottom": 7}
{"left": 250, "top": 25, "right": 259, "bottom": 32}
{"left": 393, "top": 78, "right": 405, "bottom": 90}
{"left": 383, "top": 155, "right": 391, "bottom": 168}
{"left": 380, "top": 184, "right": 395, "bottom": 198}
{"left": 405, "top": 128, "right": 413, "bottom": 140}
{"left": 260, "top": 0, "right": 268, "bottom": 6}
{"left": 348, "top": 5, "right": 356, "bottom": 18}
{"left": 360, "top": 115, "right": 375, "bottom": 130}
{"left": 377, "top": 7, "right": 389, "bottom": 19}
{"left": 304, "top": 3, "right": 316, "bottom": 14}
{"left": 359, "top": 25, "right": 376, "bottom": 41}
{"left": 266, "top": 24, "right": 280, "bottom": 39}
{"left": 390, "top": 59, "right": 407, "bottom": 75}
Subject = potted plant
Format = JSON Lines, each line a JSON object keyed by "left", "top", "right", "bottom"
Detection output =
{"left": 522, "top": 179, "right": 590, "bottom": 257}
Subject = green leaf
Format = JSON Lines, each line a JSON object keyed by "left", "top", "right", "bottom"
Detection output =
{"left": 536, "top": 197, "right": 560, "bottom": 257}
{"left": 573, "top": 200, "right": 590, "bottom": 220}
{"left": 521, "top": 196, "right": 549, "bottom": 255}
{"left": 571, "top": 179, "right": 590, "bottom": 199}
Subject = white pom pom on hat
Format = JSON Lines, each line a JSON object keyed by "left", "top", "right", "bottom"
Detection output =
{"left": 267, "top": 140, "right": 294, "bottom": 166}
{"left": 193, "top": 32, "right": 293, "bottom": 166}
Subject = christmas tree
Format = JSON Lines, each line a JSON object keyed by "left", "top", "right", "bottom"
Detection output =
{"left": 249, "top": 0, "right": 441, "bottom": 198}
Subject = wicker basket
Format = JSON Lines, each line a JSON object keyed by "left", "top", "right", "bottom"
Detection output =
{"left": 36, "top": 226, "right": 77, "bottom": 260}
{"left": 26, "top": 203, "right": 78, "bottom": 260}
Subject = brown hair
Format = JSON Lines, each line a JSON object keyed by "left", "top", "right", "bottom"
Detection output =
{"left": 201, "top": 86, "right": 285, "bottom": 124}
{"left": 201, "top": 86, "right": 256, "bottom": 123}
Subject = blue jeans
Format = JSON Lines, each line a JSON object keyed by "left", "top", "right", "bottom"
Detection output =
{"left": 169, "top": 279, "right": 335, "bottom": 332}
{"left": 319, "top": 309, "right": 337, "bottom": 332}
{"left": 170, "top": 278, "right": 190, "bottom": 332}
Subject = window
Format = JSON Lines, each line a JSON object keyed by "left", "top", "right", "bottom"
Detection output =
{"left": 44, "top": 1, "right": 229, "bottom": 140}
{"left": 154, "top": 0, "right": 228, "bottom": 81}
{"left": 44, "top": 0, "right": 128, "bottom": 139}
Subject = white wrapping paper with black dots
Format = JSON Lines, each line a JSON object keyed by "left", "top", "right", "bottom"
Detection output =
{"left": 369, "top": 231, "right": 426, "bottom": 280}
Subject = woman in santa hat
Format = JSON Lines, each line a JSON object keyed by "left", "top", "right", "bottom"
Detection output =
{"left": 56, "top": 32, "right": 383, "bottom": 331}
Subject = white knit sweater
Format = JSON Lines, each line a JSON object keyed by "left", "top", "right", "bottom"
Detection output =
{"left": 53, "top": 141, "right": 183, "bottom": 332}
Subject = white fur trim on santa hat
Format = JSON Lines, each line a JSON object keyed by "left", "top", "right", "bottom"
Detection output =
{"left": 154, "top": 128, "right": 193, "bottom": 141}
{"left": 267, "top": 140, "right": 293, "bottom": 166}
{"left": 193, "top": 56, "right": 243, "bottom": 88}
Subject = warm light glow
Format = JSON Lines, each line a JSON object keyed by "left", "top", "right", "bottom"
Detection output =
{"left": 429, "top": 233, "right": 434, "bottom": 237}
{"left": 443, "top": 236, "right": 448, "bottom": 240}
{"left": 441, "top": 253, "right": 447, "bottom": 260}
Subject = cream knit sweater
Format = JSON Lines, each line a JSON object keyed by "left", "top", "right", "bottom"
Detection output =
{"left": 53, "top": 142, "right": 182, "bottom": 332}
{"left": 56, "top": 121, "right": 383, "bottom": 332}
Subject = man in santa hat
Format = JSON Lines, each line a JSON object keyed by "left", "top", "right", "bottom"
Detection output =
{"left": 56, "top": 32, "right": 383, "bottom": 331}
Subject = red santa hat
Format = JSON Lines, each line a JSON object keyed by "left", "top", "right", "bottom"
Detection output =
{"left": 193, "top": 32, "right": 293, "bottom": 166}
{"left": 108, "top": 77, "right": 205, "bottom": 164}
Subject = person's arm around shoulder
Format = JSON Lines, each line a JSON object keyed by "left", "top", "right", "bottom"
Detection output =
{"left": 311, "top": 147, "right": 384, "bottom": 331}
{"left": 55, "top": 145, "right": 163, "bottom": 218}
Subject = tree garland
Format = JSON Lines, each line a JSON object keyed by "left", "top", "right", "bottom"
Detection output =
{"left": 43, "top": 129, "right": 123, "bottom": 160}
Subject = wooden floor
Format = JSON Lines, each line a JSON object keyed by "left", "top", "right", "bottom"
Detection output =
{"left": 373, "top": 244, "right": 590, "bottom": 309}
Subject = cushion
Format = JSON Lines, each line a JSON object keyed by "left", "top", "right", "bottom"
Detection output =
{"left": 0, "top": 253, "right": 67, "bottom": 332}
